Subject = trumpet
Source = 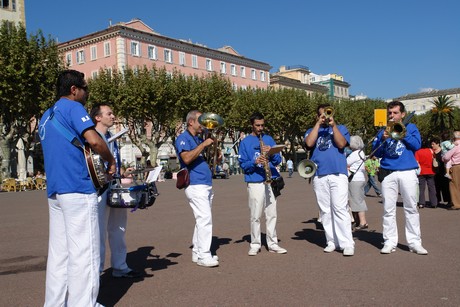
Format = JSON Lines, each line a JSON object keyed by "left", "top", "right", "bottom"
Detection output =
{"left": 198, "top": 112, "right": 224, "bottom": 176}
{"left": 323, "top": 106, "right": 334, "bottom": 119}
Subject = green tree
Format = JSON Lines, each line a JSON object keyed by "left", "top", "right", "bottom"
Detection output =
{"left": 430, "top": 95, "right": 456, "bottom": 134}
{"left": 0, "top": 21, "right": 62, "bottom": 179}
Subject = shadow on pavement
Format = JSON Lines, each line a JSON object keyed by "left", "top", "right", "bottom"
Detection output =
{"left": 97, "top": 246, "right": 177, "bottom": 307}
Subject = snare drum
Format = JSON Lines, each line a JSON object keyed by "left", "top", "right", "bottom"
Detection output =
{"left": 108, "top": 185, "right": 149, "bottom": 209}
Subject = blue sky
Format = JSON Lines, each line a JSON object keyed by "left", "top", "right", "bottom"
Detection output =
{"left": 26, "top": 0, "right": 459, "bottom": 99}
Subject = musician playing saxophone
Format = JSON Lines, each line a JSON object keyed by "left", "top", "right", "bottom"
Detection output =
{"left": 305, "top": 104, "right": 355, "bottom": 256}
{"left": 238, "top": 112, "right": 287, "bottom": 256}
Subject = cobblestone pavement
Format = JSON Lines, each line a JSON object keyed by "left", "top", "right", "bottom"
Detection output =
{"left": 1, "top": 174, "right": 459, "bottom": 306}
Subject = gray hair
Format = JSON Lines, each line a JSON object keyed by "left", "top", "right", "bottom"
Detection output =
{"left": 186, "top": 110, "right": 200, "bottom": 125}
{"left": 454, "top": 131, "right": 460, "bottom": 139}
{"left": 349, "top": 135, "right": 364, "bottom": 151}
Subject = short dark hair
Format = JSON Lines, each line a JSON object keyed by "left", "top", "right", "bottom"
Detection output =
{"left": 250, "top": 112, "right": 264, "bottom": 124}
{"left": 387, "top": 100, "right": 405, "bottom": 113}
{"left": 430, "top": 137, "right": 440, "bottom": 145}
{"left": 57, "top": 70, "right": 86, "bottom": 97}
{"left": 90, "top": 103, "right": 111, "bottom": 123}
{"left": 316, "top": 104, "right": 331, "bottom": 116}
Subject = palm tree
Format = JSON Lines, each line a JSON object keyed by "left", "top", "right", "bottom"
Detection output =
{"left": 430, "top": 95, "right": 456, "bottom": 134}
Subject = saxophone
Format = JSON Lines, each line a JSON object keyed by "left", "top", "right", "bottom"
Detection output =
{"left": 259, "top": 134, "right": 272, "bottom": 184}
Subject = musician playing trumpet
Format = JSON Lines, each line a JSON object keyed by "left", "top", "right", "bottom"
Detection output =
{"left": 238, "top": 112, "right": 287, "bottom": 256}
{"left": 372, "top": 101, "right": 427, "bottom": 255}
{"left": 305, "top": 104, "right": 355, "bottom": 256}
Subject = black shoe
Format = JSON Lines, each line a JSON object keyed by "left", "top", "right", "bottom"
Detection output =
{"left": 113, "top": 270, "right": 142, "bottom": 278}
{"left": 355, "top": 224, "right": 369, "bottom": 230}
{"left": 418, "top": 204, "right": 424, "bottom": 209}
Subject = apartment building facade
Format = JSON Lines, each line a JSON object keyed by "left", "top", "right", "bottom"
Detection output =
{"left": 58, "top": 19, "right": 271, "bottom": 90}
{"left": 0, "top": 0, "right": 25, "bottom": 27}
{"left": 271, "top": 65, "right": 350, "bottom": 99}
{"left": 270, "top": 65, "right": 328, "bottom": 95}
{"left": 394, "top": 88, "right": 460, "bottom": 115}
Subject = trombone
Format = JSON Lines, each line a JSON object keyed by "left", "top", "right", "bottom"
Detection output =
{"left": 198, "top": 112, "right": 224, "bottom": 176}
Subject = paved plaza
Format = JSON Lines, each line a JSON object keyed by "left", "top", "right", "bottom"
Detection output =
{"left": 1, "top": 173, "right": 459, "bottom": 306}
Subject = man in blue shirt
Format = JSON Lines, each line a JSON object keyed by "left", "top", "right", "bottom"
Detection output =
{"left": 239, "top": 112, "right": 287, "bottom": 256}
{"left": 372, "top": 100, "right": 427, "bottom": 255}
{"left": 305, "top": 104, "right": 354, "bottom": 256}
{"left": 175, "top": 110, "right": 219, "bottom": 267}
{"left": 39, "top": 70, "right": 115, "bottom": 306}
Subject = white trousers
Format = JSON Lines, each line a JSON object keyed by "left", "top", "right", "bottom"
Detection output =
{"left": 381, "top": 169, "right": 422, "bottom": 247}
{"left": 185, "top": 184, "right": 214, "bottom": 260}
{"left": 45, "top": 193, "right": 103, "bottom": 307}
{"left": 98, "top": 191, "right": 129, "bottom": 274}
{"left": 247, "top": 182, "right": 278, "bottom": 249}
{"left": 313, "top": 174, "right": 354, "bottom": 249}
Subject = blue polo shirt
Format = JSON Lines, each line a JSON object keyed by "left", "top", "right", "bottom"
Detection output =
{"left": 175, "top": 130, "right": 212, "bottom": 185}
{"left": 39, "top": 98, "right": 96, "bottom": 197}
{"left": 305, "top": 125, "right": 350, "bottom": 176}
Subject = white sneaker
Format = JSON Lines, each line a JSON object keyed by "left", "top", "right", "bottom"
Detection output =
{"left": 323, "top": 243, "right": 336, "bottom": 253}
{"left": 248, "top": 247, "right": 260, "bottom": 256}
{"left": 343, "top": 247, "right": 354, "bottom": 256}
{"left": 197, "top": 257, "right": 219, "bottom": 267}
{"left": 192, "top": 254, "right": 219, "bottom": 263}
{"left": 268, "top": 244, "right": 287, "bottom": 254}
{"left": 380, "top": 244, "right": 396, "bottom": 254}
{"left": 409, "top": 244, "right": 428, "bottom": 255}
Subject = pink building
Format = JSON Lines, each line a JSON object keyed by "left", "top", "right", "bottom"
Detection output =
{"left": 58, "top": 18, "right": 271, "bottom": 90}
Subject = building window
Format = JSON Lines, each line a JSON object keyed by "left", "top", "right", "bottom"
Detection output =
{"left": 260, "top": 71, "right": 266, "bottom": 82}
{"left": 92, "top": 71, "right": 98, "bottom": 79}
{"left": 192, "top": 55, "right": 198, "bottom": 68}
{"left": 131, "top": 41, "right": 140, "bottom": 57}
{"left": 231, "top": 64, "right": 236, "bottom": 76}
{"left": 1, "top": 0, "right": 9, "bottom": 9}
{"left": 220, "top": 62, "right": 226, "bottom": 74}
{"left": 179, "top": 52, "right": 186, "bottom": 66}
{"left": 164, "top": 49, "right": 172, "bottom": 63}
{"left": 148, "top": 45, "right": 157, "bottom": 60}
{"left": 251, "top": 69, "right": 256, "bottom": 80}
{"left": 104, "top": 42, "right": 111, "bottom": 57}
{"left": 206, "top": 59, "right": 213, "bottom": 71}
{"left": 240, "top": 66, "right": 246, "bottom": 78}
{"left": 232, "top": 83, "right": 238, "bottom": 90}
{"left": 76, "top": 50, "right": 85, "bottom": 64}
{"left": 90, "top": 46, "right": 97, "bottom": 61}
{"left": 12, "top": 0, "right": 16, "bottom": 11}
{"left": 65, "top": 53, "right": 72, "bottom": 66}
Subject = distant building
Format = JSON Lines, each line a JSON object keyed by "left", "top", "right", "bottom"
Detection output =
{"left": 271, "top": 65, "right": 350, "bottom": 99}
{"left": 394, "top": 88, "right": 460, "bottom": 115}
{"left": 309, "top": 73, "right": 350, "bottom": 99}
{"left": 270, "top": 65, "right": 328, "bottom": 95}
{"left": 0, "top": 0, "right": 25, "bottom": 27}
{"left": 57, "top": 18, "right": 271, "bottom": 90}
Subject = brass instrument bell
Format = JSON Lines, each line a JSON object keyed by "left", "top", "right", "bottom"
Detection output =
{"left": 197, "top": 113, "right": 224, "bottom": 175}
{"left": 198, "top": 113, "right": 224, "bottom": 130}
{"left": 323, "top": 106, "right": 334, "bottom": 119}
{"left": 386, "top": 121, "right": 406, "bottom": 140}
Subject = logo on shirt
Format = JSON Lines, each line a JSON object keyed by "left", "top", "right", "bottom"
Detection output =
{"left": 180, "top": 141, "right": 185, "bottom": 146}
{"left": 81, "top": 115, "right": 91, "bottom": 122}
{"left": 386, "top": 139, "right": 405, "bottom": 157}
{"left": 317, "top": 133, "right": 332, "bottom": 151}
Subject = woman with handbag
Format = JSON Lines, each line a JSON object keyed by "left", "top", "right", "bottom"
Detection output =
{"left": 346, "top": 136, "right": 368, "bottom": 230}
